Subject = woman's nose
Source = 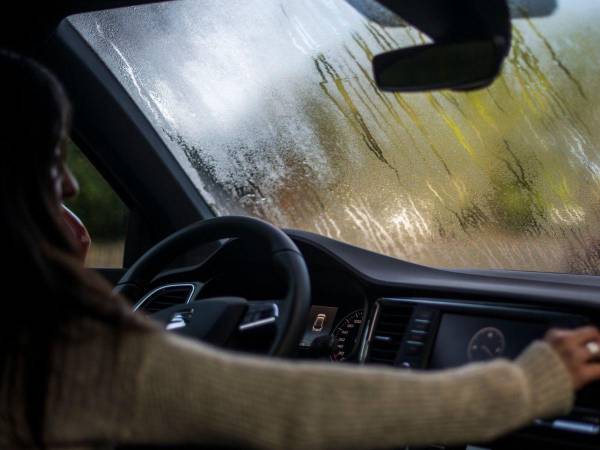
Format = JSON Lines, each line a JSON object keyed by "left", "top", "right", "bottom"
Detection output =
{"left": 61, "top": 165, "right": 80, "bottom": 200}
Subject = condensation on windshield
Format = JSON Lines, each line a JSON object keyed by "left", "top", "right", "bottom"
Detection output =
{"left": 70, "top": 0, "right": 600, "bottom": 274}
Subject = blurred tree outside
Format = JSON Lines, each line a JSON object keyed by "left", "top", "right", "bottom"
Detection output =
{"left": 65, "top": 141, "right": 128, "bottom": 267}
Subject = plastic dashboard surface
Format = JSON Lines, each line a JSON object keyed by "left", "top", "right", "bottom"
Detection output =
{"left": 287, "top": 229, "right": 600, "bottom": 308}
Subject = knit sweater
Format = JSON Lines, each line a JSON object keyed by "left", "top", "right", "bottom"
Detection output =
{"left": 1, "top": 322, "right": 574, "bottom": 450}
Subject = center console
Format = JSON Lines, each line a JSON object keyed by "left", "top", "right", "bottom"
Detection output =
{"left": 364, "top": 298, "right": 600, "bottom": 448}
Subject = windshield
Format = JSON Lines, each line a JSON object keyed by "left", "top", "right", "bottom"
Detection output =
{"left": 70, "top": 0, "right": 600, "bottom": 274}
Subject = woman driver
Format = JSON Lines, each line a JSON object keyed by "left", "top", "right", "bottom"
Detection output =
{"left": 1, "top": 50, "right": 600, "bottom": 450}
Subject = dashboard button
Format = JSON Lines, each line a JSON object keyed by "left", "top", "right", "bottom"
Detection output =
{"left": 407, "top": 332, "right": 427, "bottom": 342}
{"left": 414, "top": 309, "right": 435, "bottom": 320}
{"left": 404, "top": 342, "right": 424, "bottom": 356}
{"left": 396, "top": 354, "right": 424, "bottom": 369}
{"left": 399, "top": 360, "right": 416, "bottom": 369}
{"left": 412, "top": 320, "right": 431, "bottom": 331}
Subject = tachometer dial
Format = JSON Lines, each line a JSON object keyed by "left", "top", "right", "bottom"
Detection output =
{"left": 467, "top": 327, "right": 506, "bottom": 362}
{"left": 330, "top": 309, "right": 364, "bottom": 361}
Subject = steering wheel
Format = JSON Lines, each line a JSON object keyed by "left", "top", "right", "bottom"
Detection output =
{"left": 114, "top": 216, "right": 311, "bottom": 356}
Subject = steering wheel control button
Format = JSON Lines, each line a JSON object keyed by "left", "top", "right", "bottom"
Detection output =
{"left": 239, "top": 303, "right": 279, "bottom": 332}
{"left": 534, "top": 418, "right": 600, "bottom": 435}
{"left": 165, "top": 309, "right": 194, "bottom": 331}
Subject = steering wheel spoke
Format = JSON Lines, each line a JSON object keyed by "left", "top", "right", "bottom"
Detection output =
{"left": 151, "top": 297, "right": 248, "bottom": 346}
{"left": 238, "top": 301, "right": 280, "bottom": 332}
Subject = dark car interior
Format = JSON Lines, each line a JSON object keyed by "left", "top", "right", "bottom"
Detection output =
{"left": 3, "top": 1, "right": 600, "bottom": 449}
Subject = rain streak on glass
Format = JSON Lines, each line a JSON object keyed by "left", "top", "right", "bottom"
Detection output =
{"left": 71, "top": 0, "right": 600, "bottom": 274}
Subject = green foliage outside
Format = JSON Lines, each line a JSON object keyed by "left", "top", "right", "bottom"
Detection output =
{"left": 65, "top": 142, "right": 128, "bottom": 241}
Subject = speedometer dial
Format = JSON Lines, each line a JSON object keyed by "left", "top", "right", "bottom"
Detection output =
{"left": 330, "top": 309, "right": 364, "bottom": 361}
{"left": 467, "top": 327, "right": 506, "bottom": 362}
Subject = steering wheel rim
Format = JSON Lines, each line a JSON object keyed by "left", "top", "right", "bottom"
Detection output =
{"left": 114, "top": 216, "right": 311, "bottom": 356}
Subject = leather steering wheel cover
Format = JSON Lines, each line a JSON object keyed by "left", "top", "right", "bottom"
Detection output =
{"left": 116, "top": 216, "right": 311, "bottom": 356}
{"left": 271, "top": 250, "right": 311, "bottom": 356}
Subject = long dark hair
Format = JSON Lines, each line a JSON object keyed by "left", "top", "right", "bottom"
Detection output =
{"left": 0, "top": 51, "right": 151, "bottom": 446}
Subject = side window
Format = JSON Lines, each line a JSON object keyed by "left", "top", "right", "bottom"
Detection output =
{"left": 65, "top": 142, "right": 128, "bottom": 268}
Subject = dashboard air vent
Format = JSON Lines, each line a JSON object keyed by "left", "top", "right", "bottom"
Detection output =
{"left": 367, "top": 302, "right": 414, "bottom": 365}
{"left": 136, "top": 284, "right": 195, "bottom": 314}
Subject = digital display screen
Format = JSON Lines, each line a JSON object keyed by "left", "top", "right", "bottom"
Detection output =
{"left": 429, "top": 314, "right": 549, "bottom": 369}
{"left": 299, "top": 305, "right": 338, "bottom": 347}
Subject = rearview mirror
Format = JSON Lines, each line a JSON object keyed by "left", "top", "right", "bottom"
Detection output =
{"left": 347, "top": 0, "right": 556, "bottom": 27}
{"left": 373, "top": 40, "right": 499, "bottom": 92}
{"left": 510, "top": 0, "right": 557, "bottom": 18}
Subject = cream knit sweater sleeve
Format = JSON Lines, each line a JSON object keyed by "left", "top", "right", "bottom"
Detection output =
{"left": 48, "top": 330, "right": 574, "bottom": 450}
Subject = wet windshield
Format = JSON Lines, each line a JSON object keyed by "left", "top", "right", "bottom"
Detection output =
{"left": 70, "top": 0, "right": 600, "bottom": 274}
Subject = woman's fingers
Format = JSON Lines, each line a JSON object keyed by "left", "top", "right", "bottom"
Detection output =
{"left": 544, "top": 326, "right": 600, "bottom": 391}
{"left": 546, "top": 326, "right": 600, "bottom": 346}
{"left": 571, "top": 326, "right": 600, "bottom": 345}
{"left": 581, "top": 364, "right": 600, "bottom": 385}
{"left": 573, "top": 346, "right": 599, "bottom": 364}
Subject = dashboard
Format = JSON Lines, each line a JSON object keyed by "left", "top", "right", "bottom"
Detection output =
{"left": 136, "top": 229, "right": 600, "bottom": 450}
{"left": 292, "top": 295, "right": 600, "bottom": 448}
